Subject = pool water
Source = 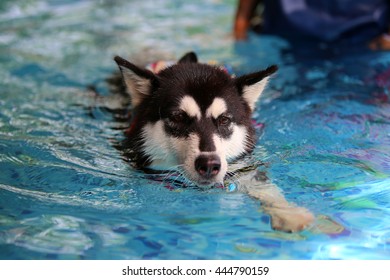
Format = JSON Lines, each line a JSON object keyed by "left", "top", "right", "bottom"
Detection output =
{"left": 1, "top": 0, "right": 390, "bottom": 260}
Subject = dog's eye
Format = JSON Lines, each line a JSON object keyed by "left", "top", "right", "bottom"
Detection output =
{"left": 169, "top": 111, "right": 187, "bottom": 123}
{"left": 217, "top": 115, "right": 232, "bottom": 126}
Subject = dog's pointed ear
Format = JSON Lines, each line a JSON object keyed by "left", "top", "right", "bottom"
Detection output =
{"left": 114, "top": 55, "right": 158, "bottom": 108}
{"left": 235, "top": 65, "right": 278, "bottom": 111}
{"left": 178, "top": 52, "right": 198, "bottom": 64}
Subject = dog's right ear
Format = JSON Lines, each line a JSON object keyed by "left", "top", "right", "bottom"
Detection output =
{"left": 178, "top": 52, "right": 198, "bottom": 64}
{"left": 114, "top": 56, "right": 158, "bottom": 108}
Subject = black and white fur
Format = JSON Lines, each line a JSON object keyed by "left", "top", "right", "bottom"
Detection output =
{"left": 113, "top": 52, "right": 314, "bottom": 232}
{"left": 114, "top": 52, "right": 275, "bottom": 186}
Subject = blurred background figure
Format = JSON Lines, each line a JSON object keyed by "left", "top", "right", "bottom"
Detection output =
{"left": 234, "top": 0, "right": 390, "bottom": 50}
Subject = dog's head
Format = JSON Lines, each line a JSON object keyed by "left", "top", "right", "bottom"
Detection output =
{"left": 115, "top": 52, "right": 277, "bottom": 187}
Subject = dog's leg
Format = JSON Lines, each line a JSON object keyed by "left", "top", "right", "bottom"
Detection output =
{"left": 237, "top": 170, "right": 314, "bottom": 232}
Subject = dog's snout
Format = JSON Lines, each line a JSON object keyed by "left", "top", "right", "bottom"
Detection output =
{"left": 195, "top": 155, "right": 221, "bottom": 178}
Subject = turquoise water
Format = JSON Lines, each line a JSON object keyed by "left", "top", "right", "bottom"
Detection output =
{"left": 1, "top": 0, "right": 390, "bottom": 259}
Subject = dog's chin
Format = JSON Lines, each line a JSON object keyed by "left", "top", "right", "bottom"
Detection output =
{"left": 188, "top": 174, "right": 225, "bottom": 188}
{"left": 195, "top": 180, "right": 219, "bottom": 188}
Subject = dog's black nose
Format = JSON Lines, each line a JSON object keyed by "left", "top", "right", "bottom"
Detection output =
{"left": 195, "top": 155, "right": 221, "bottom": 178}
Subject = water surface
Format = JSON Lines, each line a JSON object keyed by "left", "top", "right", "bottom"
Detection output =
{"left": 0, "top": 0, "right": 390, "bottom": 259}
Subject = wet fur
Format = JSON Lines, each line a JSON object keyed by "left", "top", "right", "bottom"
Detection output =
{"left": 110, "top": 52, "right": 314, "bottom": 232}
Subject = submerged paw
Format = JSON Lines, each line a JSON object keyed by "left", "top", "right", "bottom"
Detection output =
{"left": 269, "top": 207, "right": 315, "bottom": 233}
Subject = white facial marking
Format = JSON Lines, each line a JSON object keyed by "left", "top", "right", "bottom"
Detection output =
{"left": 211, "top": 134, "right": 228, "bottom": 173}
{"left": 242, "top": 77, "right": 269, "bottom": 111}
{"left": 141, "top": 119, "right": 249, "bottom": 187}
{"left": 222, "top": 125, "right": 248, "bottom": 160}
{"left": 179, "top": 96, "right": 201, "bottom": 120}
{"left": 206, "top": 97, "right": 227, "bottom": 118}
{"left": 141, "top": 121, "right": 178, "bottom": 169}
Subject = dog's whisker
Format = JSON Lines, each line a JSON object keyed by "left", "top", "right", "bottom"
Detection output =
{"left": 157, "top": 165, "right": 191, "bottom": 188}
{"left": 161, "top": 170, "right": 181, "bottom": 182}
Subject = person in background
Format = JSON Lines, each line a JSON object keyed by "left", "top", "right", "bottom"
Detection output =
{"left": 234, "top": 0, "right": 390, "bottom": 50}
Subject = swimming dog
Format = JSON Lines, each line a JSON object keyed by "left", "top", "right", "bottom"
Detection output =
{"left": 112, "top": 52, "right": 314, "bottom": 232}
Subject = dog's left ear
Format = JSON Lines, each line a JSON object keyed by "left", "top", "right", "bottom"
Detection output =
{"left": 114, "top": 55, "right": 158, "bottom": 108}
{"left": 178, "top": 52, "right": 198, "bottom": 64}
{"left": 235, "top": 65, "right": 278, "bottom": 111}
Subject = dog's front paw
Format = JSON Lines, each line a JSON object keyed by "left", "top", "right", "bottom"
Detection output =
{"left": 267, "top": 206, "right": 314, "bottom": 233}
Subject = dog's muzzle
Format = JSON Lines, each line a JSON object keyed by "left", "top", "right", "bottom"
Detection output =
{"left": 195, "top": 155, "right": 221, "bottom": 180}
